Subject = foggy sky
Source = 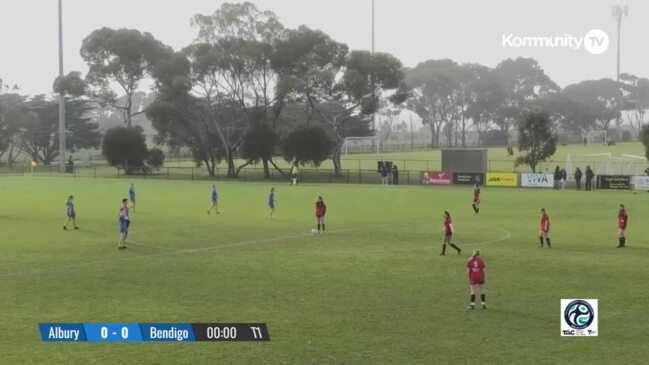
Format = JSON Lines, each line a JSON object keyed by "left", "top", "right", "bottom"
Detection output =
{"left": 0, "top": 0, "right": 647, "bottom": 96}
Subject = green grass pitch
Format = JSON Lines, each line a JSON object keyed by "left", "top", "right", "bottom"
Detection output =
{"left": 1, "top": 176, "right": 649, "bottom": 364}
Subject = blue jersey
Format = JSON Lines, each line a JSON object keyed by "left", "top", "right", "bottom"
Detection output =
{"left": 268, "top": 192, "right": 275, "bottom": 208}
{"left": 129, "top": 187, "right": 136, "bottom": 201}
{"left": 66, "top": 199, "right": 75, "bottom": 217}
{"left": 211, "top": 189, "right": 218, "bottom": 203}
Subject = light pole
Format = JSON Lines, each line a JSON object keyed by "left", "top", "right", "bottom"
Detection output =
{"left": 58, "top": 0, "right": 66, "bottom": 172}
{"left": 611, "top": 4, "right": 628, "bottom": 81}
{"left": 371, "top": 0, "right": 375, "bottom": 54}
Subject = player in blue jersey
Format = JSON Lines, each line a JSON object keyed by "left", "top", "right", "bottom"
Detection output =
{"left": 63, "top": 195, "right": 79, "bottom": 230}
{"left": 128, "top": 183, "right": 136, "bottom": 212}
{"left": 267, "top": 187, "right": 276, "bottom": 219}
{"left": 118, "top": 198, "right": 130, "bottom": 250}
{"left": 207, "top": 184, "right": 219, "bottom": 215}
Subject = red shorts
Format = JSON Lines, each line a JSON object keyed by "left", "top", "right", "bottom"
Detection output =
{"left": 470, "top": 280, "right": 485, "bottom": 285}
{"left": 316, "top": 213, "right": 324, "bottom": 218}
{"left": 473, "top": 198, "right": 480, "bottom": 204}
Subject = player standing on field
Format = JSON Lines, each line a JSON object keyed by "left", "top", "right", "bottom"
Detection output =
{"left": 118, "top": 198, "right": 130, "bottom": 250}
{"left": 267, "top": 187, "right": 276, "bottom": 219}
{"left": 472, "top": 182, "right": 481, "bottom": 215}
{"left": 207, "top": 184, "right": 219, "bottom": 215}
{"left": 539, "top": 208, "right": 551, "bottom": 248}
{"left": 315, "top": 196, "right": 326, "bottom": 233}
{"left": 128, "top": 183, "right": 136, "bottom": 212}
{"left": 441, "top": 211, "right": 462, "bottom": 255}
{"left": 617, "top": 204, "right": 628, "bottom": 248}
{"left": 63, "top": 195, "right": 79, "bottom": 230}
{"left": 466, "top": 249, "right": 486, "bottom": 310}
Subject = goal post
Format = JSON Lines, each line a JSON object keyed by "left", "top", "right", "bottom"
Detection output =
{"left": 566, "top": 153, "right": 649, "bottom": 176}
{"left": 586, "top": 130, "right": 607, "bottom": 145}
{"left": 343, "top": 136, "right": 380, "bottom": 155}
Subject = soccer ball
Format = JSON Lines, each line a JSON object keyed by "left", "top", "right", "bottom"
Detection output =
{"left": 311, "top": 228, "right": 317, "bottom": 234}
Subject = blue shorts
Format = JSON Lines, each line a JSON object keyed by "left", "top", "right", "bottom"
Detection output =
{"left": 130, "top": 198, "right": 136, "bottom": 204}
{"left": 269, "top": 203, "right": 275, "bottom": 209}
{"left": 212, "top": 199, "right": 217, "bottom": 204}
{"left": 119, "top": 220, "right": 129, "bottom": 233}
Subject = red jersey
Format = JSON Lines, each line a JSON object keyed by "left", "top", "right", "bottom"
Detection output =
{"left": 473, "top": 187, "right": 480, "bottom": 203}
{"left": 443, "top": 217, "right": 454, "bottom": 236}
{"left": 315, "top": 202, "right": 326, "bottom": 217}
{"left": 467, "top": 257, "right": 486, "bottom": 283}
{"left": 618, "top": 210, "right": 628, "bottom": 229}
{"left": 540, "top": 213, "right": 550, "bottom": 232}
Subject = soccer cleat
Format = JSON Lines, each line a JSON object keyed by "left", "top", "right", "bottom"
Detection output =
{"left": 207, "top": 210, "right": 210, "bottom": 214}
{"left": 74, "top": 226, "right": 79, "bottom": 230}
{"left": 440, "top": 253, "right": 446, "bottom": 256}
{"left": 457, "top": 248, "right": 462, "bottom": 255}
{"left": 466, "top": 305, "right": 475, "bottom": 310}
{"left": 482, "top": 304, "right": 487, "bottom": 309}
{"left": 63, "top": 226, "right": 67, "bottom": 230}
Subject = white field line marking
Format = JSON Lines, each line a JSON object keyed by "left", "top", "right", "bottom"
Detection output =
{"left": 248, "top": 228, "right": 513, "bottom": 255}
{"left": 2, "top": 221, "right": 409, "bottom": 278}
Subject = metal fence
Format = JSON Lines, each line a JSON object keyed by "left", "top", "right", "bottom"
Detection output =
{"left": 0, "top": 157, "right": 619, "bottom": 185}
{"left": 0, "top": 165, "right": 423, "bottom": 185}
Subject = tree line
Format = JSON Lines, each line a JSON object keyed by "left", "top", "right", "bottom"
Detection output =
{"left": 1, "top": 2, "right": 649, "bottom": 177}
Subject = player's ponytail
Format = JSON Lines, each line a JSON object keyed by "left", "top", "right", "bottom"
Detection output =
{"left": 472, "top": 249, "right": 480, "bottom": 258}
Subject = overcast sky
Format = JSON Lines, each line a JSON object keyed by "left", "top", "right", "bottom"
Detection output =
{"left": 0, "top": 0, "right": 647, "bottom": 96}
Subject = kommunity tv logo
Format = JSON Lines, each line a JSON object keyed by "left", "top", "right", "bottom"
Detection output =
{"left": 502, "top": 30, "right": 609, "bottom": 55}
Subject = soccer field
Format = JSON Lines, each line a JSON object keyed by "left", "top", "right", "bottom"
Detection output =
{"left": 1, "top": 176, "right": 649, "bottom": 364}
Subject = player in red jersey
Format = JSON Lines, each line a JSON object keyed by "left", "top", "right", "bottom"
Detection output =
{"left": 539, "top": 208, "right": 551, "bottom": 248}
{"left": 466, "top": 249, "right": 486, "bottom": 310}
{"left": 315, "top": 196, "right": 327, "bottom": 233}
{"left": 441, "top": 211, "right": 462, "bottom": 255}
{"left": 471, "top": 182, "right": 481, "bottom": 215}
{"left": 617, "top": 204, "right": 628, "bottom": 248}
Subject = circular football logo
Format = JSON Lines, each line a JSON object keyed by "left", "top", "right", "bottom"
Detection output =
{"left": 564, "top": 300, "right": 594, "bottom": 329}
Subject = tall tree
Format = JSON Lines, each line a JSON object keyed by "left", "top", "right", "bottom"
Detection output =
{"left": 287, "top": 47, "right": 407, "bottom": 175}
{"left": 18, "top": 95, "right": 100, "bottom": 164}
{"left": 0, "top": 93, "right": 26, "bottom": 166}
{"left": 405, "top": 59, "right": 462, "bottom": 148}
{"left": 80, "top": 27, "right": 172, "bottom": 127}
{"left": 189, "top": 2, "right": 287, "bottom": 177}
{"left": 562, "top": 79, "right": 628, "bottom": 141}
{"left": 620, "top": 74, "right": 649, "bottom": 133}
{"left": 493, "top": 58, "right": 560, "bottom": 135}
{"left": 515, "top": 110, "right": 557, "bottom": 172}
{"left": 464, "top": 64, "right": 505, "bottom": 146}
{"left": 147, "top": 52, "right": 224, "bottom": 177}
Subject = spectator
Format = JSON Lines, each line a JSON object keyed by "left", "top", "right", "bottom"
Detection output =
{"left": 585, "top": 166, "right": 594, "bottom": 191}
{"left": 560, "top": 168, "right": 567, "bottom": 190}
{"left": 290, "top": 164, "right": 299, "bottom": 185}
{"left": 392, "top": 165, "right": 399, "bottom": 185}
{"left": 66, "top": 156, "right": 74, "bottom": 174}
{"left": 574, "top": 167, "right": 583, "bottom": 190}
{"left": 553, "top": 166, "right": 561, "bottom": 190}
{"left": 380, "top": 163, "right": 389, "bottom": 185}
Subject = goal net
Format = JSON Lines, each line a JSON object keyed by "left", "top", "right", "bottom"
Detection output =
{"left": 566, "top": 153, "right": 648, "bottom": 176}
{"left": 586, "top": 130, "right": 607, "bottom": 145}
{"left": 342, "top": 136, "right": 379, "bottom": 155}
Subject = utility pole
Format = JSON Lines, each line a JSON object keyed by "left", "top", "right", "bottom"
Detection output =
{"left": 58, "top": 0, "right": 66, "bottom": 172}
{"left": 612, "top": 4, "right": 628, "bottom": 81}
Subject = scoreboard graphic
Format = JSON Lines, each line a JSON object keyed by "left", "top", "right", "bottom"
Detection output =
{"left": 39, "top": 323, "right": 270, "bottom": 342}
